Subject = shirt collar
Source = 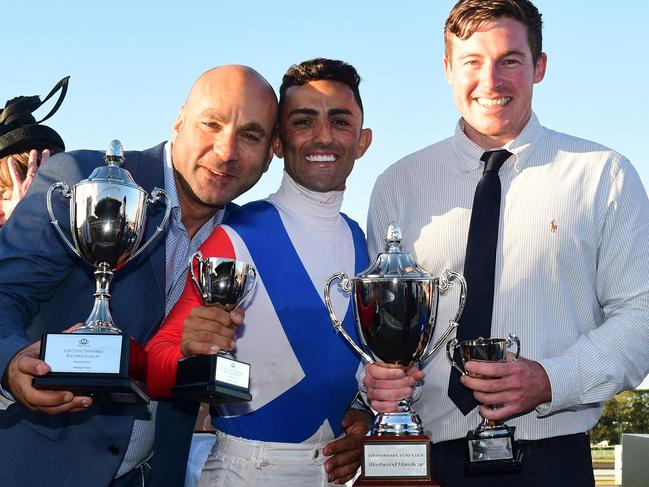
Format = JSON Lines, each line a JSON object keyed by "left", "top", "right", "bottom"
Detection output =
{"left": 268, "top": 170, "right": 344, "bottom": 230}
{"left": 163, "top": 141, "right": 181, "bottom": 215}
{"left": 452, "top": 112, "right": 543, "bottom": 173}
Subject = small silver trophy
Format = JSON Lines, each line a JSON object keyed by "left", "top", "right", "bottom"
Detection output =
{"left": 324, "top": 223, "right": 466, "bottom": 486}
{"left": 33, "top": 140, "right": 170, "bottom": 403}
{"left": 446, "top": 334, "right": 522, "bottom": 473}
{"left": 172, "top": 252, "right": 257, "bottom": 403}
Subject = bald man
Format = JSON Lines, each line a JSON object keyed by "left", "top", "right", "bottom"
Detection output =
{"left": 0, "top": 65, "right": 278, "bottom": 487}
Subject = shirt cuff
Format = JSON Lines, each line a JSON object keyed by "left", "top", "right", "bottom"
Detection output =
{"left": 536, "top": 355, "right": 579, "bottom": 416}
{"left": 0, "top": 382, "right": 15, "bottom": 403}
{"left": 349, "top": 391, "right": 375, "bottom": 416}
{"left": 411, "top": 383, "right": 423, "bottom": 403}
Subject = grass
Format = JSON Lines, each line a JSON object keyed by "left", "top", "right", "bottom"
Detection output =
{"left": 591, "top": 446, "right": 615, "bottom": 469}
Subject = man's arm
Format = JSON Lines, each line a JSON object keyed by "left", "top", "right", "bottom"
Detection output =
{"left": 366, "top": 174, "right": 399, "bottom": 258}
{"left": 323, "top": 407, "right": 373, "bottom": 484}
{"left": 535, "top": 157, "right": 649, "bottom": 414}
{"left": 0, "top": 151, "right": 97, "bottom": 412}
{"left": 145, "top": 226, "right": 244, "bottom": 397}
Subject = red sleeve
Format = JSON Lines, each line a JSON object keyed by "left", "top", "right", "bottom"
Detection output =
{"left": 145, "top": 226, "right": 236, "bottom": 397}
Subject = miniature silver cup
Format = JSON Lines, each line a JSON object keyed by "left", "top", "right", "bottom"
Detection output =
{"left": 189, "top": 251, "right": 257, "bottom": 311}
{"left": 171, "top": 252, "right": 257, "bottom": 403}
{"left": 446, "top": 334, "right": 522, "bottom": 470}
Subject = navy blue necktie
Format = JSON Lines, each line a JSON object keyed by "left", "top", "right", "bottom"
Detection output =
{"left": 448, "top": 149, "right": 512, "bottom": 415}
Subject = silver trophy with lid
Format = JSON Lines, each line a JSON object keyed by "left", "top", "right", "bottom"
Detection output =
{"left": 33, "top": 140, "right": 170, "bottom": 403}
{"left": 324, "top": 222, "right": 466, "bottom": 485}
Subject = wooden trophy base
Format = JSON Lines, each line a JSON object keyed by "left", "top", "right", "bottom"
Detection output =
{"left": 172, "top": 354, "right": 252, "bottom": 403}
{"left": 33, "top": 334, "right": 149, "bottom": 404}
{"left": 354, "top": 435, "right": 443, "bottom": 486}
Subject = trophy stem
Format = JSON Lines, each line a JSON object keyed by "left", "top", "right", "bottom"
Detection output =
{"left": 372, "top": 395, "right": 424, "bottom": 436}
{"left": 475, "top": 416, "right": 503, "bottom": 433}
{"left": 76, "top": 263, "right": 121, "bottom": 334}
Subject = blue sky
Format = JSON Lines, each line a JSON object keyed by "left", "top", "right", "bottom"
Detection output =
{"left": 4, "top": 1, "right": 647, "bottom": 228}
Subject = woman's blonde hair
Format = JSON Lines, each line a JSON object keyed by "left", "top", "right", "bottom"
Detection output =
{"left": 0, "top": 152, "right": 30, "bottom": 189}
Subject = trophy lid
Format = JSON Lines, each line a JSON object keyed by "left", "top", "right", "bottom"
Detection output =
{"left": 81, "top": 140, "right": 140, "bottom": 188}
{"left": 356, "top": 222, "right": 433, "bottom": 280}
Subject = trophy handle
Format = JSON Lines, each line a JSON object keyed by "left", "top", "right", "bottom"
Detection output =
{"left": 189, "top": 251, "right": 206, "bottom": 300}
{"left": 47, "top": 182, "right": 81, "bottom": 258}
{"left": 446, "top": 337, "right": 466, "bottom": 375}
{"left": 128, "top": 187, "right": 172, "bottom": 262}
{"left": 235, "top": 265, "right": 258, "bottom": 309}
{"left": 324, "top": 272, "right": 373, "bottom": 363}
{"left": 422, "top": 319, "right": 459, "bottom": 363}
{"left": 439, "top": 269, "right": 467, "bottom": 324}
{"left": 506, "top": 334, "right": 521, "bottom": 360}
{"left": 419, "top": 269, "right": 467, "bottom": 363}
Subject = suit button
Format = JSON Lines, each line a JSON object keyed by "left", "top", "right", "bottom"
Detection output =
{"left": 108, "top": 445, "right": 120, "bottom": 455}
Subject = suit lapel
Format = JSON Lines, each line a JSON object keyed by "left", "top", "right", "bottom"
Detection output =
{"left": 129, "top": 143, "right": 167, "bottom": 341}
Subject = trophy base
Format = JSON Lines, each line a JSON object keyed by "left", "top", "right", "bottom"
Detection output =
{"left": 465, "top": 455, "right": 522, "bottom": 475}
{"left": 33, "top": 374, "right": 149, "bottom": 404}
{"left": 465, "top": 425, "right": 521, "bottom": 474}
{"left": 354, "top": 435, "right": 443, "bottom": 486}
{"left": 172, "top": 354, "right": 252, "bottom": 403}
{"left": 33, "top": 332, "right": 149, "bottom": 404}
{"left": 374, "top": 410, "right": 424, "bottom": 436}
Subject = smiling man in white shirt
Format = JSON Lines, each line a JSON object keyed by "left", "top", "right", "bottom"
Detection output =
{"left": 363, "top": 1, "right": 649, "bottom": 486}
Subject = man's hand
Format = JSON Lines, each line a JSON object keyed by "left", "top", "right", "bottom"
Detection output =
{"left": 323, "top": 408, "right": 372, "bottom": 484}
{"left": 363, "top": 363, "right": 424, "bottom": 413}
{"left": 461, "top": 355, "right": 551, "bottom": 422}
{"left": 4, "top": 324, "right": 92, "bottom": 414}
{"left": 180, "top": 305, "right": 244, "bottom": 356}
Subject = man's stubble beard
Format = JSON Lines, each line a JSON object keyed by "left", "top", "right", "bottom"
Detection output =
{"left": 173, "top": 166, "right": 224, "bottom": 211}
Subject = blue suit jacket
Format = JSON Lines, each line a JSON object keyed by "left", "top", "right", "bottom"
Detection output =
{"left": 0, "top": 143, "right": 198, "bottom": 486}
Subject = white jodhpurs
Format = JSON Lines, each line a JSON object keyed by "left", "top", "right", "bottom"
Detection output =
{"left": 198, "top": 430, "right": 338, "bottom": 487}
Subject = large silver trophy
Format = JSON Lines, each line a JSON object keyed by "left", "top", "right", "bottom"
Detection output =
{"left": 172, "top": 252, "right": 257, "bottom": 403}
{"left": 446, "top": 335, "right": 522, "bottom": 473}
{"left": 324, "top": 223, "right": 466, "bottom": 486}
{"left": 33, "top": 140, "right": 170, "bottom": 403}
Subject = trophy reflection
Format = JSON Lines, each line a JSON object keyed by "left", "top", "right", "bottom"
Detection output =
{"left": 446, "top": 334, "right": 522, "bottom": 473}
{"left": 172, "top": 251, "right": 257, "bottom": 403}
{"left": 325, "top": 223, "right": 466, "bottom": 486}
{"left": 34, "top": 140, "right": 170, "bottom": 404}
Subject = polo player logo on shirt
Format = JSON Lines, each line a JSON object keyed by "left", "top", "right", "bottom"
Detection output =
{"left": 550, "top": 220, "right": 558, "bottom": 234}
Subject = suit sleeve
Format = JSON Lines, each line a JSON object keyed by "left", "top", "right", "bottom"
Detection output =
{"left": 0, "top": 152, "right": 91, "bottom": 381}
{"left": 145, "top": 226, "right": 237, "bottom": 397}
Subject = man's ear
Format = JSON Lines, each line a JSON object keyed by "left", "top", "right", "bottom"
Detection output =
{"left": 273, "top": 135, "right": 284, "bottom": 159}
{"left": 355, "top": 128, "right": 373, "bottom": 159}
{"left": 171, "top": 107, "right": 184, "bottom": 143}
{"left": 262, "top": 139, "right": 275, "bottom": 173}
{"left": 443, "top": 56, "right": 453, "bottom": 85}
{"left": 534, "top": 52, "right": 548, "bottom": 84}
